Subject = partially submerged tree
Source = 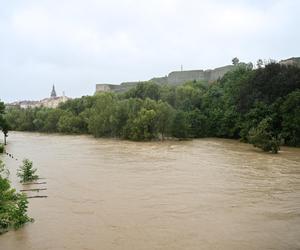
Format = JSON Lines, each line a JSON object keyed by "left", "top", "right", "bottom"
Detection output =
{"left": 248, "top": 117, "right": 280, "bottom": 153}
{"left": 0, "top": 101, "right": 9, "bottom": 145}
{"left": 17, "top": 159, "right": 39, "bottom": 183}
{"left": 1, "top": 119, "right": 9, "bottom": 145}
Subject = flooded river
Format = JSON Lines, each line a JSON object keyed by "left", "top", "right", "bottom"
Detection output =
{"left": 1, "top": 132, "right": 300, "bottom": 250}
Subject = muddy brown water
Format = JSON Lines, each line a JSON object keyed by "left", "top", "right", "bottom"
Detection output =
{"left": 0, "top": 132, "right": 300, "bottom": 250}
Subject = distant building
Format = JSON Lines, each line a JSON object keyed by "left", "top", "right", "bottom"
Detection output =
{"left": 51, "top": 85, "right": 57, "bottom": 98}
{"left": 279, "top": 57, "right": 300, "bottom": 67}
{"left": 7, "top": 86, "right": 71, "bottom": 109}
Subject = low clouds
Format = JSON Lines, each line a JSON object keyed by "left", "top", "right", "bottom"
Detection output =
{"left": 1, "top": 0, "right": 299, "bottom": 102}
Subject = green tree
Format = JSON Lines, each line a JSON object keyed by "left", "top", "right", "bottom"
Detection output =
{"left": 0, "top": 101, "right": 5, "bottom": 125}
{"left": 280, "top": 90, "right": 300, "bottom": 146}
{"left": 57, "top": 111, "right": 84, "bottom": 133}
{"left": 238, "top": 63, "right": 300, "bottom": 113}
{"left": 43, "top": 109, "right": 63, "bottom": 132}
{"left": 33, "top": 108, "right": 48, "bottom": 131}
{"left": 88, "top": 93, "right": 117, "bottom": 137}
{"left": 113, "top": 99, "right": 140, "bottom": 138}
{"left": 160, "top": 85, "right": 176, "bottom": 107}
{"left": 4, "top": 107, "right": 22, "bottom": 130}
{"left": 171, "top": 111, "right": 189, "bottom": 139}
{"left": 129, "top": 108, "right": 158, "bottom": 141}
{"left": 0, "top": 101, "right": 9, "bottom": 144}
{"left": 17, "top": 108, "right": 35, "bottom": 131}
{"left": 1, "top": 120, "right": 9, "bottom": 145}
{"left": 125, "top": 82, "right": 161, "bottom": 100}
{"left": 59, "top": 96, "right": 96, "bottom": 115}
{"left": 240, "top": 102, "right": 271, "bottom": 141}
{"left": 156, "top": 101, "right": 175, "bottom": 140}
{"left": 248, "top": 117, "right": 280, "bottom": 153}
{"left": 187, "top": 109, "right": 208, "bottom": 138}
{"left": 175, "top": 84, "right": 203, "bottom": 111}
{"left": 232, "top": 57, "right": 239, "bottom": 65}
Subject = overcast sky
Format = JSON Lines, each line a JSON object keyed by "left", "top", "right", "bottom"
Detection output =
{"left": 1, "top": 0, "right": 299, "bottom": 102}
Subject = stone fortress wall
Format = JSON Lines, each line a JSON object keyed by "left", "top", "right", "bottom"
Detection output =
{"left": 95, "top": 84, "right": 125, "bottom": 93}
{"left": 167, "top": 65, "right": 234, "bottom": 85}
{"left": 95, "top": 57, "right": 300, "bottom": 94}
{"left": 279, "top": 57, "right": 300, "bottom": 67}
{"left": 96, "top": 65, "right": 235, "bottom": 93}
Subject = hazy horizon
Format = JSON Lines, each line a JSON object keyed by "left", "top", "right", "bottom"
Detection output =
{"left": 1, "top": 0, "right": 300, "bottom": 103}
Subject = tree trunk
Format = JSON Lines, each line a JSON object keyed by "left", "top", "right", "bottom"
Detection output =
{"left": 161, "top": 130, "right": 165, "bottom": 141}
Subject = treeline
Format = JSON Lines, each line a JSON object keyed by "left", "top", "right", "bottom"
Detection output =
{"left": 4, "top": 62, "right": 300, "bottom": 152}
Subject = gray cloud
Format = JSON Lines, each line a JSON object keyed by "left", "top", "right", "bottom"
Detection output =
{"left": 1, "top": 0, "right": 299, "bottom": 102}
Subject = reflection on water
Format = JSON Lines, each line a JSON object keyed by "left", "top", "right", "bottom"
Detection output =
{"left": 0, "top": 132, "right": 300, "bottom": 250}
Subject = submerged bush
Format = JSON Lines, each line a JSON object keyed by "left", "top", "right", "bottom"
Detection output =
{"left": 248, "top": 117, "right": 280, "bottom": 153}
{"left": 17, "top": 159, "right": 39, "bottom": 183}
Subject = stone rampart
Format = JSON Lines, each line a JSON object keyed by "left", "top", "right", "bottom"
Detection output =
{"left": 95, "top": 65, "right": 235, "bottom": 93}
{"left": 167, "top": 65, "right": 234, "bottom": 85}
{"left": 279, "top": 57, "right": 300, "bottom": 67}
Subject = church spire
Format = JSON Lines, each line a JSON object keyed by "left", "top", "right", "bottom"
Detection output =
{"left": 51, "top": 84, "right": 57, "bottom": 98}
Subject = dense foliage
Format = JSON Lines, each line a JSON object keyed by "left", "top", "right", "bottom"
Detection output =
{"left": 0, "top": 160, "right": 32, "bottom": 234}
{"left": 248, "top": 117, "right": 280, "bottom": 153}
{"left": 5, "top": 63, "right": 300, "bottom": 152}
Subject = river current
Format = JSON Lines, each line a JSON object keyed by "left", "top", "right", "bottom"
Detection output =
{"left": 0, "top": 132, "right": 300, "bottom": 250}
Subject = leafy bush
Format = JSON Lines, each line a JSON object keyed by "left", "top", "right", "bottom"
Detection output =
{"left": 17, "top": 159, "right": 39, "bottom": 183}
{"left": 0, "top": 144, "right": 4, "bottom": 154}
{"left": 248, "top": 117, "right": 280, "bottom": 153}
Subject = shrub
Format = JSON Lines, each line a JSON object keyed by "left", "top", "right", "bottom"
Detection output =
{"left": 248, "top": 117, "right": 280, "bottom": 153}
{"left": 17, "top": 159, "right": 39, "bottom": 183}
{"left": 0, "top": 144, "right": 4, "bottom": 154}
